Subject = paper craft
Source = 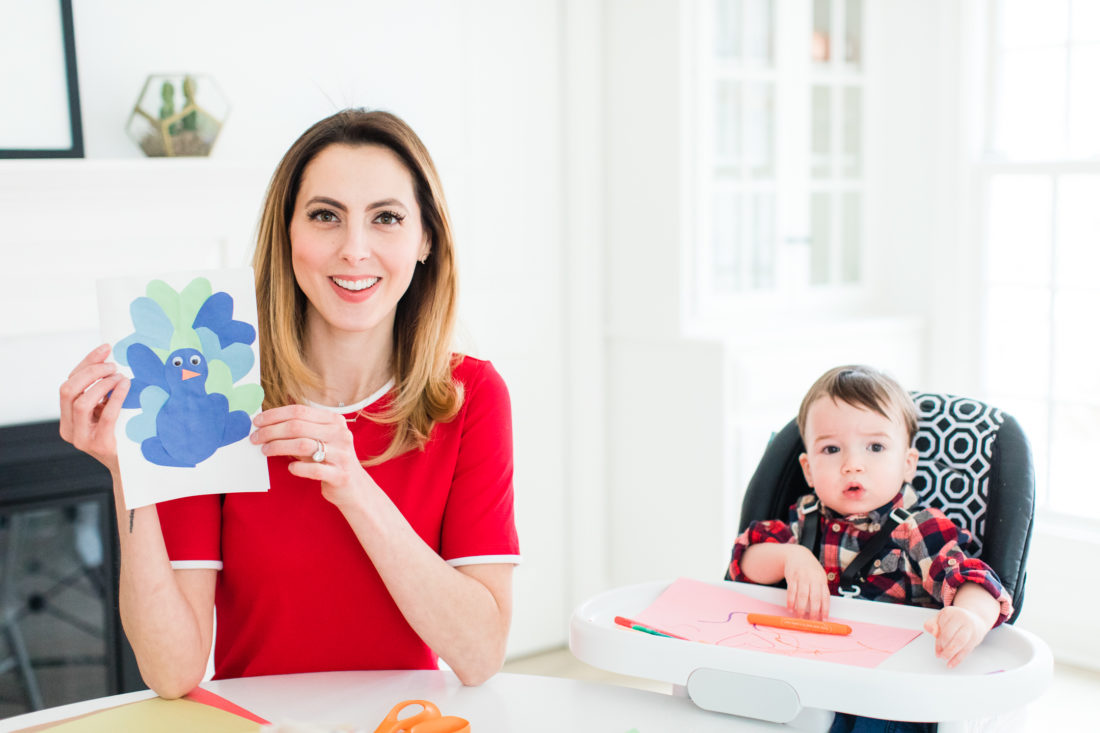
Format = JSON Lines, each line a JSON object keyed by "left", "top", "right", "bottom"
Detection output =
{"left": 13, "top": 693, "right": 265, "bottom": 733}
{"left": 98, "top": 269, "right": 270, "bottom": 509}
{"left": 185, "top": 687, "right": 271, "bottom": 725}
{"left": 635, "top": 578, "right": 922, "bottom": 669}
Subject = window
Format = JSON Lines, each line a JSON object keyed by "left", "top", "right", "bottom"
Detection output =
{"left": 979, "top": 0, "right": 1100, "bottom": 520}
{"left": 696, "top": 0, "right": 866, "bottom": 314}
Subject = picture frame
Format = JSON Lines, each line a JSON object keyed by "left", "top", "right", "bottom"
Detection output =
{"left": 0, "top": 0, "right": 84, "bottom": 158}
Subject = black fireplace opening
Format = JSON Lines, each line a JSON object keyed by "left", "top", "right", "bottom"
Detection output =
{"left": 0, "top": 420, "right": 142, "bottom": 718}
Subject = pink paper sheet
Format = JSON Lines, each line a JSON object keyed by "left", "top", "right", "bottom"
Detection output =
{"left": 636, "top": 578, "right": 922, "bottom": 669}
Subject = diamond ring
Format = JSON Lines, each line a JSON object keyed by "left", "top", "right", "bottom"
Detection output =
{"left": 311, "top": 439, "right": 327, "bottom": 463}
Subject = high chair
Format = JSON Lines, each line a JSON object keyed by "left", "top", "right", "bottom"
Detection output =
{"left": 570, "top": 393, "right": 1051, "bottom": 732}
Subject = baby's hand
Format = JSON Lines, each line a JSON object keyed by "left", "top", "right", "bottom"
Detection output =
{"left": 783, "top": 545, "right": 830, "bottom": 620}
{"left": 923, "top": 606, "right": 988, "bottom": 668}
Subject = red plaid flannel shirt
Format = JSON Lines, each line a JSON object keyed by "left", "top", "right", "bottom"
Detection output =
{"left": 729, "top": 486, "right": 1014, "bottom": 625}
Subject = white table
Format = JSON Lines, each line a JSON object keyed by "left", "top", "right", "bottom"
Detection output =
{"left": 0, "top": 670, "right": 786, "bottom": 732}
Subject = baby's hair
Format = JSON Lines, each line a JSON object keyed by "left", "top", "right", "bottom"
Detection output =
{"left": 797, "top": 365, "right": 918, "bottom": 445}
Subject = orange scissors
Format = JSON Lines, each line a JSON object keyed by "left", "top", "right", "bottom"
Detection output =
{"left": 372, "top": 700, "right": 470, "bottom": 733}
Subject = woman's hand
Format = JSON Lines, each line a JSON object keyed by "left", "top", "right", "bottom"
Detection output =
{"left": 784, "top": 545, "right": 831, "bottom": 620}
{"left": 250, "top": 404, "right": 373, "bottom": 509}
{"left": 59, "top": 343, "right": 130, "bottom": 473}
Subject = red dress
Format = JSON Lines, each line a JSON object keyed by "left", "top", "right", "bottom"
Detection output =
{"left": 157, "top": 356, "right": 520, "bottom": 678}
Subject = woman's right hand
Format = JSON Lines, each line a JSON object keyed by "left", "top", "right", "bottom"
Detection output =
{"left": 59, "top": 343, "right": 130, "bottom": 473}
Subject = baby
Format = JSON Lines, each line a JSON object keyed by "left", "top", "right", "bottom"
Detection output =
{"left": 729, "top": 365, "right": 1013, "bottom": 670}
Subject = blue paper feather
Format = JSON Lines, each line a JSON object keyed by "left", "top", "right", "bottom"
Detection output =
{"left": 192, "top": 292, "right": 256, "bottom": 348}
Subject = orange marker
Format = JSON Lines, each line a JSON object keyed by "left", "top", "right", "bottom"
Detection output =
{"left": 747, "top": 613, "right": 852, "bottom": 636}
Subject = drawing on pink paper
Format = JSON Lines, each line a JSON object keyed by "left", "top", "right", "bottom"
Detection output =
{"left": 635, "top": 578, "right": 922, "bottom": 669}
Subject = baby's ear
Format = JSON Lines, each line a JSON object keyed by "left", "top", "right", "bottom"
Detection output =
{"left": 903, "top": 446, "right": 919, "bottom": 481}
{"left": 798, "top": 452, "right": 813, "bottom": 487}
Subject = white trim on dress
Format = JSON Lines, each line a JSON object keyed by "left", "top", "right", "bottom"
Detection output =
{"left": 170, "top": 560, "right": 223, "bottom": 571}
{"left": 308, "top": 379, "right": 396, "bottom": 414}
{"left": 446, "top": 554, "right": 523, "bottom": 568}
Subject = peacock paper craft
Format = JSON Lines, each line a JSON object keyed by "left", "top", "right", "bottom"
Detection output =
{"left": 98, "top": 268, "right": 270, "bottom": 509}
{"left": 114, "top": 277, "right": 264, "bottom": 467}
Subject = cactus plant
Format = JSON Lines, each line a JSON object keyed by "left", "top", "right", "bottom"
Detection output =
{"left": 126, "top": 73, "right": 229, "bottom": 157}
{"left": 159, "top": 81, "right": 179, "bottom": 136}
{"left": 181, "top": 76, "right": 198, "bottom": 133}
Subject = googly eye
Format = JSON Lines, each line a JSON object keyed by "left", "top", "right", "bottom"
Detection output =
{"left": 189, "top": 354, "right": 201, "bottom": 366}
{"left": 171, "top": 356, "right": 183, "bottom": 367}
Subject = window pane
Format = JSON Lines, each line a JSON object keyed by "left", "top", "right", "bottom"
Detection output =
{"left": 1048, "top": 402, "right": 1100, "bottom": 519}
{"left": 810, "top": 193, "right": 831, "bottom": 285}
{"left": 712, "top": 192, "right": 776, "bottom": 291}
{"left": 842, "top": 86, "right": 861, "bottom": 178}
{"left": 812, "top": 0, "right": 831, "bottom": 64}
{"left": 841, "top": 192, "right": 860, "bottom": 283}
{"left": 715, "top": 0, "right": 742, "bottom": 61}
{"left": 749, "top": 193, "right": 777, "bottom": 289}
{"left": 992, "top": 48, "right": 1067, "bottom": 158}
{"left": 811, "top": 86, "right": 831, "bottom": 179}
{"left": 1071, "top": 0, "right": 1100, "bottom": 42}
{"left": 712, "top": 190, "right": 742, "bottom": 291}
{"left": 745, "top": 83, "right": 775, "bottom": 179}
{"left": 1068, "top": 45, "right": 1100, "bottom": 157}
{"left": 744, "top": 0, "right": 774, "bottom": 66}
{"left": 1052, "top": 289, "right": 1100, "bottom": 404}
{"left": 983, "top": 284, "right": 1051, "bottom": 397}
{"left": 715, "top": 81, "right": 741, "bottom": 173}
{"left": 986, "top": 175, "right": 1052, "bottom": 285}
{"left": 998, "top": 0, "right": 1068, "bottom": 48}
{"left": 844, "top": 0, "right": 863, "bottom": 67}
{"left": 1056, "top": 175, "right": 1100, "bottom": 287}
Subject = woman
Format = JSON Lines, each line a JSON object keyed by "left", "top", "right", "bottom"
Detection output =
{"left": 59, "top": 110, "right": 519, "bottom": 697}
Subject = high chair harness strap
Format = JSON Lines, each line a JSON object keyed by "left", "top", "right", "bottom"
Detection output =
{"left": 798, "top": 501, "right": 912, "bottom": 598}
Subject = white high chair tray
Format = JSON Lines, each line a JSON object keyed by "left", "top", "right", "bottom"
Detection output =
{"left": 569, "top": 579, "right": 1052, "bottom": 725}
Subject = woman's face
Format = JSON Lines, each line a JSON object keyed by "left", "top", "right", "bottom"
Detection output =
{"left": 289, "top": 143, "right": 429, "bottom": 340}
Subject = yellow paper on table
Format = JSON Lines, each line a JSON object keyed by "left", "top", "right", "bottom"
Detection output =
{"left": 39, "top": 696, "right": 261, "bottom": 733}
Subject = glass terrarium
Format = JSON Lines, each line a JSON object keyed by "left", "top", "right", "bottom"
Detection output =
{"left": 125, "top": 74, "right": 229, "bottom": 157}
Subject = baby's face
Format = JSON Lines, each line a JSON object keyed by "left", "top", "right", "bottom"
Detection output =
{"left": 798, "top": 397, "right": 918, "bottom": 517}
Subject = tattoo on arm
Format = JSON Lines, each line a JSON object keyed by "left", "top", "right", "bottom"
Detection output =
{"left": 129, "top": 509, "right": 134, "bottom": 534}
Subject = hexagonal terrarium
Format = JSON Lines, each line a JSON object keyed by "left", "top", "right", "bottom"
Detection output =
{"left": 126, "top": 74, "right": 229, "bottom": 157}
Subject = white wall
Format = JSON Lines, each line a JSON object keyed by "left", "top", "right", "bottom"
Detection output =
{"left": 602, "top": 1, "right": 733, "bottom": 586}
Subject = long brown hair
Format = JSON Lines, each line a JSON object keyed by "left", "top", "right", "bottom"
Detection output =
{"left": 253, "top": 109, "right": 462, "bottom": 464}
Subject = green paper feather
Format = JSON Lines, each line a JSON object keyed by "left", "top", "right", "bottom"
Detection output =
{"left": 228, "top": 384, "right": 264, "bottom": 415}
{"left": 179, "top": 277, "right": 213, "bottom": 329}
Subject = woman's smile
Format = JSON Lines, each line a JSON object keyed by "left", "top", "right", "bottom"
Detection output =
{"left": 330, "top": 275, "right": 382, "bottom": 302}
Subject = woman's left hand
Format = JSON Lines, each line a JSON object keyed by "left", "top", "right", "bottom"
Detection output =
{"left": 250, "top": 404, "right": 374, "bottom": 509}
